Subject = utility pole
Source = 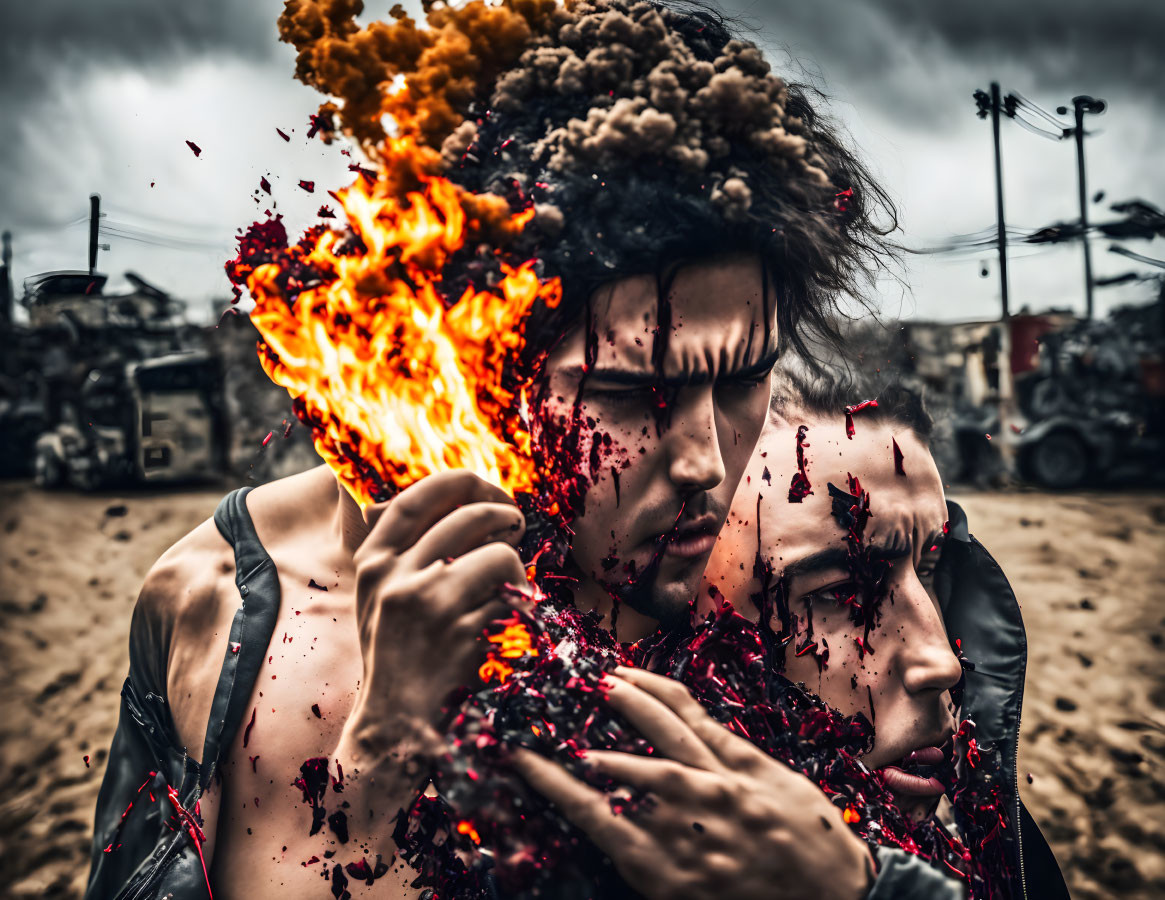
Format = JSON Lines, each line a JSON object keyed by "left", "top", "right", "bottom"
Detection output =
{"left": 0, "top": 231, "right": 12, "bottom": 327}
{"left": 974, "top": 82, "right": 1016, "bottom": 474}
{"left": 974, "top": 83, "right": 1011, "bottom": 321}
{"left": 88, "top": 193, "right": 101, "bottom": 275}
{"left": 1058, "top": 96, "right": 1106, "bottom": 320}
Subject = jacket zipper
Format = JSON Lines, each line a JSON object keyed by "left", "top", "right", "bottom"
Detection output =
{"left": 1013, "top": 696, "right": 1028, "bottom": 900}
{"left": 972, "top": 536, "right": 1029, "bottom": 900}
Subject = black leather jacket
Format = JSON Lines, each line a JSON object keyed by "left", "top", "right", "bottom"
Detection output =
{"left": 922, "top": 500, "right": 1070, "bottom": 900}
{"left": 85, "top": 493, "right": 1068, "bottom": 899}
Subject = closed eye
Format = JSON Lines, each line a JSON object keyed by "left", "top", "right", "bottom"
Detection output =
{"left": 803, "top": 580, "right": 862, "bottom": 607}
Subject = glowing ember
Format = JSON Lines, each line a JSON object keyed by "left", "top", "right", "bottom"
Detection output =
{"left": 478, "top": 613, "right": 539, "bottom": 684}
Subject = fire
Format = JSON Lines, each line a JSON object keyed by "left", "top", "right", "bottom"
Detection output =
{"left": 478, "top": 615, "right": 539, "bottom": 684}
{"left": 240, "top": 128, "right": 561, "bottom": 507}
{"left": 456, "top": 819, "right": 483, "bottom": 845}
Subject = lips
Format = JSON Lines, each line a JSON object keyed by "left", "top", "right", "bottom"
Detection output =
{"left": 658, "top": 515, "right": 719, "bottom": 560}
{"left": 878, "top": 740, "right": 954, "bottom": 798}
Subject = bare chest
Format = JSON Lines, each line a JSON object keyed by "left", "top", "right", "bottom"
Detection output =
{"left": 209, "top": 562, "right": 365, "bottom": 889}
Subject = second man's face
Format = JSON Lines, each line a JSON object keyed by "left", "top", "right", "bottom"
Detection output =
{"left": 705, "top": 409, "right": 963, "bottom": 818}
{"left": 537, "top": 254, "right": 779, "bottom": 638}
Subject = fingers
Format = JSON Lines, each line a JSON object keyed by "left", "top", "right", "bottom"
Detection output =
{"left": 603, "top": 677, "right": 723, "bottom": 773}
{"left": 362, "top": 470, "right": 515, "bottom": 555}
{"left": 583, "top": 750, "right": 703, "bottom": 797}
{"left": 510, "top": 748, "right": 640, "bottom": 857}
{"left": 442, "top": 541, "right": 528, "bottom": 613}
{"left": 460, "top": 593, "right": 532, "bottom": 639}
{"left": 610, "top": 668, "right": 764, "bottom": 773}
{"left": 405, "top": 501, "right": 525, "bottom": 570}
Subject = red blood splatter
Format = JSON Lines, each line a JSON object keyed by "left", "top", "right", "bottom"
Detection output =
{"left": 307, "top": 113, "right": 332, "bottom": 139}
{"left": 298, "top": 180, "right": 316, "bottom": 193}
{"left": 249, "top": 755, "right": 260, "bottom": 773}
{"left": 243, "top": 708, "right": 257, "bottom": 748}
{"left": 330, "top": 864, "right": 348, "bottom": 897}
{"left": 165, "top": 784, "right": 212, "bottom": 896}
{"left": 311, "top": 703, "right": 322, "bottom": 718}
{"left": 843, "top": 399, "right": 878, "bottom": 439}
{"left": 259, "top": 176, "right": 272, "bottom": 194}
{"left": 308, "top": 578, "right": 328, "bottom": 591}
{"left": 794, "top": 640, "right": 818, "bottom": 657}
{"left": 185, "top": 140, "right": 201, "bottom": 157}
{"left": 261, "top": 431, "right": 274, "bottom": 447}
{"left": 985, "top": 433, "right": 992, "bottom": 441}
{"left": 83, "top": 754, "right": 90, "bottom": 768}
{"left": 787, "top": 425, "right": 813, "bottom": 502}
{"left": 761, "top": 466, "right": 771, "bottom": 486}
{"left": 345, "top": 854, "right": 389, "bottom": 885}
{"left": 892, "top": 438, "right": 906, "bottom": 476}
{"left": 317, "top": 205, "right": 336, "bottom": 218}
{"left": 276, "top": 127, "right": 291, "bottom": 141}
{"left": 327, "top": 809, "right": 349, "bottom": 843}
{"left": 293, "top": 757, "right": 331, "bottom": 835}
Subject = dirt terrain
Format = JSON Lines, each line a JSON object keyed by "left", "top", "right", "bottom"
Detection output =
{"left": 0, "top": 481, "right": 1162, "bottom": 898}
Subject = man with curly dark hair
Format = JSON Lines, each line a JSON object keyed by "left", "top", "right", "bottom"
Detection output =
{"left": 83, "top": 4, "right": 958, "bottom": 899}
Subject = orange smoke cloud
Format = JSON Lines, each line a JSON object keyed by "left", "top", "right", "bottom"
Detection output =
{"left": 278, "top": 0, "right": 567, "bottom": 159}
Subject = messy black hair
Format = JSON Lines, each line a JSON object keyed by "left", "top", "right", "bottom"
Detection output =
{"left": 769, "top": 356, "right": 935, "bottom": 441}
{"left": 441, "top": 0, "right": 900, "bottom": 374}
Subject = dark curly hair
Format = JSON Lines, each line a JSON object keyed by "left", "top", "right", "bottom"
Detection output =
{"left": 439, "top": 0, "right": 900, "bottom": 373}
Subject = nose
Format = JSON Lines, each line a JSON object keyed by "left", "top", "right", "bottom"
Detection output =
{"left": 895, "top": 574, "right": 964, "bottom": 696}
{"left": 665, "top": 386, "right": 727, "bottom": 493}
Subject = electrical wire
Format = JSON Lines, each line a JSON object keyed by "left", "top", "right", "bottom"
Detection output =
{"left": 1009, "top": 111, "right": 1068, "bottom": 142}
{"left": 1009, "top": 92, "right": 1072, "bottom": 130}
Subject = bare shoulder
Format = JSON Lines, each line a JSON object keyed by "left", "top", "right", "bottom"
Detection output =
{"left": 129, "top": 511, "right": 236, "bottom": 695}
{"left": 242, "top": 464, "right": 340, "bottom": 547}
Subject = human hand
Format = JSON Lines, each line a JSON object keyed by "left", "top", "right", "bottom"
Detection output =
{"left": 339, "top": 470, "right": 528, "bottom": 771}
{"left": 512, "top": 666, "right": 875, "bottom": 900}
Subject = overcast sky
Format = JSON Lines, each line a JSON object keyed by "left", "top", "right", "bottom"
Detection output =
{"left": 2, "top": 0, "right": 1161, "bottom": 324}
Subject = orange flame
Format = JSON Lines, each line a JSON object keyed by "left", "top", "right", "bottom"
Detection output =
{"left": 245, "top": 129, "right": 561, "bottom": 506}
{"left": 478, "top": 617, "right": 539, "bottom": 684}
{"left": 456, "top": 819, "right": 483, "bottom": 845}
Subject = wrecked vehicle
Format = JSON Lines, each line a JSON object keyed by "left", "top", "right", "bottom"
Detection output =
{"left": 34, "top": 350, "right": 227, "bottom": 490}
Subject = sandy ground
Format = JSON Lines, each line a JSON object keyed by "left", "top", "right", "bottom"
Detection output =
{"left": 0, "top": 481, "right": 1161, "bottom": 898}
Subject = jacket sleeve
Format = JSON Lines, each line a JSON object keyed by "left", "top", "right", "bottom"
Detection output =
{"left": 866, "top": 847, "right": 966, "bottom": 900}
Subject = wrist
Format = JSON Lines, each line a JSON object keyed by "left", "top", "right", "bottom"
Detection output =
{"left": 846, "top": 837, "right": 878, "bottom": 900}
{"left": 337, "top": 706, "right": 438, "bottom": 779}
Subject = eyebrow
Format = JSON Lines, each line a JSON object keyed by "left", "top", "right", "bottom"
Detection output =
{"left": 567, "top": 345, "right": 782, "bottom": 388}
{"left": 783, "top": 541, "right": 912, "bottom": 579}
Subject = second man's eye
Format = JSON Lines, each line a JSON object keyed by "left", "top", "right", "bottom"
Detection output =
{"left": 805, "top": 581, "right": 862, "bottom": 607}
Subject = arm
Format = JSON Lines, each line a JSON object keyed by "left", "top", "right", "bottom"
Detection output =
{"left": 327, "top": 471, "right": 530, "bottom": 875}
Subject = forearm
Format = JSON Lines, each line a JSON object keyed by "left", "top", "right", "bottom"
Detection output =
{"left": 332, "top": 711, "right": 436, "bottom": 861}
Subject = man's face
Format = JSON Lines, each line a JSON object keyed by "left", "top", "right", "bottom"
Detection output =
{"left": 704, "top": 409, "right": 962, "bottom": 817}
{"left": 538, "top": 254, "right": 778, "bottom": 636}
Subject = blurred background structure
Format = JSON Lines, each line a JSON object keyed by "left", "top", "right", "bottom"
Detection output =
{"left": 0, "top": 2, "right": 1162, "bottom": 899}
